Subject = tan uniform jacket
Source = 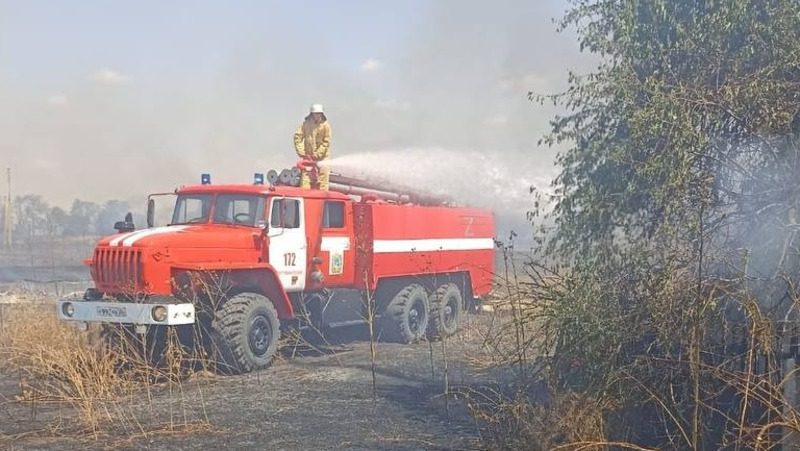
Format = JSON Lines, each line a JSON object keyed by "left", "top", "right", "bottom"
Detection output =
{"left": 294, "top": 119, "right": 331, "bottom": 161}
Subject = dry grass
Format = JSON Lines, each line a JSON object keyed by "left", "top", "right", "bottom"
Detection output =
{"left": 0, "top": 304, "right": 126, "bottom": 431}
{"left": 0, "top": 298, "right": 211, "bottom": 438}
{"left": 468, "top": 390, "right": 614, "bottom": 451}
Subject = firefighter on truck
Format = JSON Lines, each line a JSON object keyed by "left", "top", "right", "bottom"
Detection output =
{"left": 293, "top": 103, "right": 331, "bottom": 190}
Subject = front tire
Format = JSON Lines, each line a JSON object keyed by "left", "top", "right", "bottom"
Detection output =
{"left": 381, "top": 284, "right": 430, "bottom": 344}
{"left": 211, "top": 292, "right": 280, "bottom": 374}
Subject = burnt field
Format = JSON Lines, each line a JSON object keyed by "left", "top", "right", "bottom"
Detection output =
{"left": 0, "top": 293, "right": 524, "bottom": 451}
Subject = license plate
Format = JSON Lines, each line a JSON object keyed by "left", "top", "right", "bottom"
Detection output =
{"left": 95, "top": 305, "right": 128, "bottom": 319}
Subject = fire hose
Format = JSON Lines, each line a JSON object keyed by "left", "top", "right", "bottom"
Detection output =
{"left": 265, "top": 158, "right": 450, "bottom": 205}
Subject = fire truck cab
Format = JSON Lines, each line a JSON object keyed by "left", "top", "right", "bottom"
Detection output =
{"left": 56, "top": 171, "right": 496, "bottom": 374}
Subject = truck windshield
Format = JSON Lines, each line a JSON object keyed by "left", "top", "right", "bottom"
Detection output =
{"left": 213, "top": 194, "right": 266, "bottom": 226}
{"left": 171, "top": 194, "right": 213, "bottom": 224}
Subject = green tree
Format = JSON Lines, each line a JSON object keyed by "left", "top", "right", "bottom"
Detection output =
{"left": 528, "top": 0, "right": 800, "bottom": 448}
{"left": 545, "top": 0, "right": 800, "bottom": 257}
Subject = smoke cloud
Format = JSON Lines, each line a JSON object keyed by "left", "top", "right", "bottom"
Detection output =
{"left": 0, "top": 1, "right": 592, "bottom": 236}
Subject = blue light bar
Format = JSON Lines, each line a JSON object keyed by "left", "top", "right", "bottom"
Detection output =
{"left": 254, "top": 173, "right": 265, "bottom": 185}
{"left": 201, "top": 173, "right": 211, "bottom": 185}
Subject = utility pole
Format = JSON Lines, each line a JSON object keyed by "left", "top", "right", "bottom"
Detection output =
{"left": 3, "top": 168, "right": 11, "bottom": 249}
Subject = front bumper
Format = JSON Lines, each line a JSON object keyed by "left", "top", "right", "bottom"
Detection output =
{"left": 56, "top": 299, "right": 196, "bottom": 325}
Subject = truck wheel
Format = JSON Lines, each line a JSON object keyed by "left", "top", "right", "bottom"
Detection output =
{"left": 381, "top": 284, "right": 430, "bottom": 344}
{"left": 211, "top": 292, "right": 280, "bottom": 374}
{"left": 427, "top": 283, "right": 463, "bottom": 339}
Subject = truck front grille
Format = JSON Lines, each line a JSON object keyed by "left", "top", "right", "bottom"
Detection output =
{"left": 93, "top": 247, "right": 143, "bottom": 292}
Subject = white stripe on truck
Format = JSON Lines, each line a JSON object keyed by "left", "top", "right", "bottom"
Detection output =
{"left": 121, "top": 226, "right": 187, "bottom": 247}
{"left": 108, "top": 226, "right": 188, "bottom": 247}
{"left": 109, "top": 231, "right": 138, "bottom": 246}
{"left": 372, "top": 238, "right": 495, "bottom": 254}
{"left": 321, "top": 236, "right": 350, "bottom": 251}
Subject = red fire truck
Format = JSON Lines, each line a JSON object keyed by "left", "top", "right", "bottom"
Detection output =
{"left": 56, "top": 166, "right": 495, "bottom": 373}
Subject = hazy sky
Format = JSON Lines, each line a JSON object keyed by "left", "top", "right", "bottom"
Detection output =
{"left": 0, "top": 0, "right": 592, "bottom": 215}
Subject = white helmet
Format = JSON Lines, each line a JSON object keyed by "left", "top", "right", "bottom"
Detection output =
{"left": 309, "top": 103, "right": 324, "bottom": 114}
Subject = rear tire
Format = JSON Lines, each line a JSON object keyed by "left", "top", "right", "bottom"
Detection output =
{"left": 381, "top": 284, "right": 430, "bottom": 344}
{"left": 211, "top": 292, "right": 280, "bottom": 374}
{"left": 427, "top": 283, "right": 463, "bottom": 339}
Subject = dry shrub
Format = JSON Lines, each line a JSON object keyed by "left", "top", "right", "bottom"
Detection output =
{"left": 472, "top": 244, "right": 800, "bottom": 450}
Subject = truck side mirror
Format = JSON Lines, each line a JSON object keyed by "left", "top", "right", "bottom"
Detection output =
{"left": 146, "top": 198, "right": 155, "bottom": 228}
